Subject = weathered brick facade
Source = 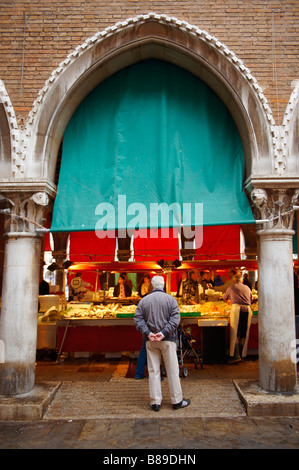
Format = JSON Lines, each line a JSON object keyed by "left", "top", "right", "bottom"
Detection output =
{"left": 0, "top": 0, "right": 298, "bottom": 127}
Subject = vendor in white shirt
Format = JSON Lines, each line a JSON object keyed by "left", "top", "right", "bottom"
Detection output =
{"left": 223, "top": 271, "right": 252, "bottom": 362}
{"left": 69, "top": 272, "right": 92, "bottom": 300}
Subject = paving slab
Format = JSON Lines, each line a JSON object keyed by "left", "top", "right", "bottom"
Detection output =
{"left": 0, "top": 382, "right": 61, "bottom": 420}
{"left": 234, "top": 379, "right": 299, "bottom": 417}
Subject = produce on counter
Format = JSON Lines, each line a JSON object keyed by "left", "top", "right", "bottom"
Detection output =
{"left": 39, "top": 296, "right": 260, "bottom": 321}
{"left": 40, "top": 306, "right": 63, "bottom": 322}
{"left": 205, "top": 289, "right": 223, "bottom": 299}
{"left": 252, "top": 289, "right": 258, "bottom": 301}
{"left": 61, "top": 301, "right": 230, "bottom": 319}
{"left": 59, "top": 302, "right": 137, "bottom": 319}
{"left": 179, "top": 301, "right": 229, "bottom": 316}
{"left": 197, "top": 301, "right": 229, "bottom": 316}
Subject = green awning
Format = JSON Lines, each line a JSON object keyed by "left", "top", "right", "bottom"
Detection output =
{"left": 51, "top": 59, "right": 255, "bottom": 233}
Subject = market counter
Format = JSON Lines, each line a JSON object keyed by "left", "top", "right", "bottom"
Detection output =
{"left": 53, "top": 315, "right": 258, "bottom": 363}
{"left": 37, "top": 323, "right": 57, "bottom": 349}
{"left": 55, "top": 314, "right": 231, "bottom": 363}
{"left": 56, "top": 318, "right": 142, "bottom": 354}
{"left": 197, "top": 318, "right": 228, "bottom": 327}
{"left": 38, "top": 300, "right": 258, "bottom": 363}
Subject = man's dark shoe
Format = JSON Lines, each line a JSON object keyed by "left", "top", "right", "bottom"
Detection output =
{"left": 151, "top": 404, "right": 160, "bottom": 412}
{"left": 173, "top": 399, "right": 191, "bottom": 410}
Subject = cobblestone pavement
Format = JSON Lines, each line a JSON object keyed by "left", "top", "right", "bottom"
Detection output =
{"left": 1, "top": 356, "right": 299, "bottom": 451}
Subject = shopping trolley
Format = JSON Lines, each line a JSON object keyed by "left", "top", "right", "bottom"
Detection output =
{"left": 177, "top": 323, "right": 203, "bottom": 377}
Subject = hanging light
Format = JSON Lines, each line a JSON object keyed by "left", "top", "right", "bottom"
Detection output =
{"left": 47, "top": 260, "right": 73, "bottom": 271}
{"left": 47, "top": 262, "right": 59, "bottom": 272}
{"left": 63, "top": 260, "right": 73, "bottom": 269}
{"left": 157, "top": 259, "right": 165, "bottom": 268}
{"left": 172, "top": 259, "right": 182, "bottom": 268}
{"left": 156, "top": 259, "right": 181, "bottom": 270}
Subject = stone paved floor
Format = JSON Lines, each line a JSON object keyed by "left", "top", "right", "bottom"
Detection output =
{"left": 1, "top": 356, "right": 299, "bottom": 451}
{"left": 43, "top": 378, "right": 245, "bottom": 419}
{"left": 1, "top": 415, "right": 299, "bottom": 451}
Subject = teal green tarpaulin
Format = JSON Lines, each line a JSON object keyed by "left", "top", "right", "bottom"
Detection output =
{"left": 51, "top": 59, "right": 254, "bottom": 233}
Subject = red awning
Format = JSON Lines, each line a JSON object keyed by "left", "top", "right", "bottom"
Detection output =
{"left": 195, "top": 225, "right": 241, "bottom": 260}
{"left": 68, "top": 261, "right": 163, "bottom": 273}
{"left": 69, "top": 231, "right": 116, "bottom": 262}
{"left": 68, "top": 259, "right": 257, "bottom": 273}
{"left": 179, "top": 259, "right": 257, "bottom": 271}
{"left": 55, "top": 226, "right": 242, "bottom": 263}
{"left": 133, "top": 228, "right": 180, "bottom": 261}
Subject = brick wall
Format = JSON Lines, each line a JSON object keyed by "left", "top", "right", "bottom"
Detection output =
{"left": 0, "top": 0, "right": 298, "bottom": 126}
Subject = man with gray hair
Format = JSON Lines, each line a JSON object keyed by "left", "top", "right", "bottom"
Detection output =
{"left": 134, "top": 275, "right": 191, "bottom": 412}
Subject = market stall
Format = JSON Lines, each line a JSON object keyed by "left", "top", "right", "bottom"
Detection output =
{"left": 54, "top": 301, "right": 232, "bottom": 363}
{"left": 37, "top": 259, "right": 259, "bottom": 363}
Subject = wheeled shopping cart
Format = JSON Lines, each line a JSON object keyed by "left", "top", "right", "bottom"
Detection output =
{"left": 177, "top": 323, "right": 203, "bottom": 377}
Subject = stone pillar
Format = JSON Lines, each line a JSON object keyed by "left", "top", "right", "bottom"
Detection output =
{"left": 241, "top": 224, "right": 258, "bottom": 288}
{"left": 180, "top": 227, "right": 195, "bottom": 261}
{"left": 117, "top": 232, "right": 132, "bottom": 261}
{"left": 252, "top": 188, "right": 298, "bottom": 392}
{"left": 52, "top": 232, "right": 70, "bottom": 292}
{"left": 0, "top": 191, "right": 50, "bottom": 395}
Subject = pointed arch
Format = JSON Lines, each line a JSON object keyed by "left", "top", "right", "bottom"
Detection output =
{"left": 23, "top": 13, "right": 274, "bottom": 182}
{"left": 283, "top": 82, "right": 299, "bottom": 175}
{"left": 0, "top": 80, "right": 19, "bottom": 178}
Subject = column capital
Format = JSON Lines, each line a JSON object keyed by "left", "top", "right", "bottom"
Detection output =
{"left": 0, "top": 191, "right": 49, "bottom": 235}
{"left": 0, "top": 179, "right": 55, "bottom": 235}
{"left": 251, "top": 187, "right": 299, "bottom": 233}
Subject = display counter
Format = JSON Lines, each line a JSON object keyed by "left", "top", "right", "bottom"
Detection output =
{"left": 52, "top": 300, "right": 228, "bottom": 360}
{"left": 36, "top": 322, "right": 57, "bottom": 349}
{"left": 37, "top": 298, "right": 258, "bottom": 362}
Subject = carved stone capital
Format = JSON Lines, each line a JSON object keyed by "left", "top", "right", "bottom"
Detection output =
{"left": 0, "top": 191, "right": 50, "bottom": 235}
{"left": 251, "top": 188, "right": 298, "bottom": 232}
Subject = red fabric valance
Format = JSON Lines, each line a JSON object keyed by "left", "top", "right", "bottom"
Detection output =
{"left": 133, "top": 228, "right": 180, "bottom": 261}
{"left": 195, "top": 225, "right": 240, "bottom": 260}
{"left": 69, "top": 231, "right": 116, "bottom": 262}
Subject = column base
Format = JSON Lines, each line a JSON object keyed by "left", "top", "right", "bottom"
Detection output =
{"left": 0, "top": 382, "right": 61, "bottom": 420}
{"left": 0, "top": 362, "right": 35, "bottom": 396}
{"left": 234, "top": 379, "right": 299, "bottom": 417}
{"left": 259, "top": 359, "right": 297, "bottom": 393}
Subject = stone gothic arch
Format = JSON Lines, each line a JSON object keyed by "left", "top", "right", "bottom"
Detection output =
{"left": 282, "top": 82, "right": 299, "bottom": 175}
{"left": 17, "top": 13, "right": 276, "bottom": 185}
{"left": 0, "top": 80, "right": 18, "bottom": 179}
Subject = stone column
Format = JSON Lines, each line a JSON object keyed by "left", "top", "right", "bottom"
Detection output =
{"left": 117, "top": 232, "right": 132, "bottom": 261}
{"left": 252, "top": 188, "right": 298, "bottom": 392}
{"left": 241, "top": 224, "right": 258, "bottom": 288}
{"left": 52, "top": 232, "right": 70, "bottom": 293}
{"left": 0, "top": 191, "right": 50, "bottom": 395}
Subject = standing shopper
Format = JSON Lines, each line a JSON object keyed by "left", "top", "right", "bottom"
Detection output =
{"left": 182, "top": 270, "right": 200, "bottom": 304}
{"left": 134, "top": 275, "right": 191, "bottom": 412}
{"left": 223, "top": 271, "right": 253, "bottom": 362}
